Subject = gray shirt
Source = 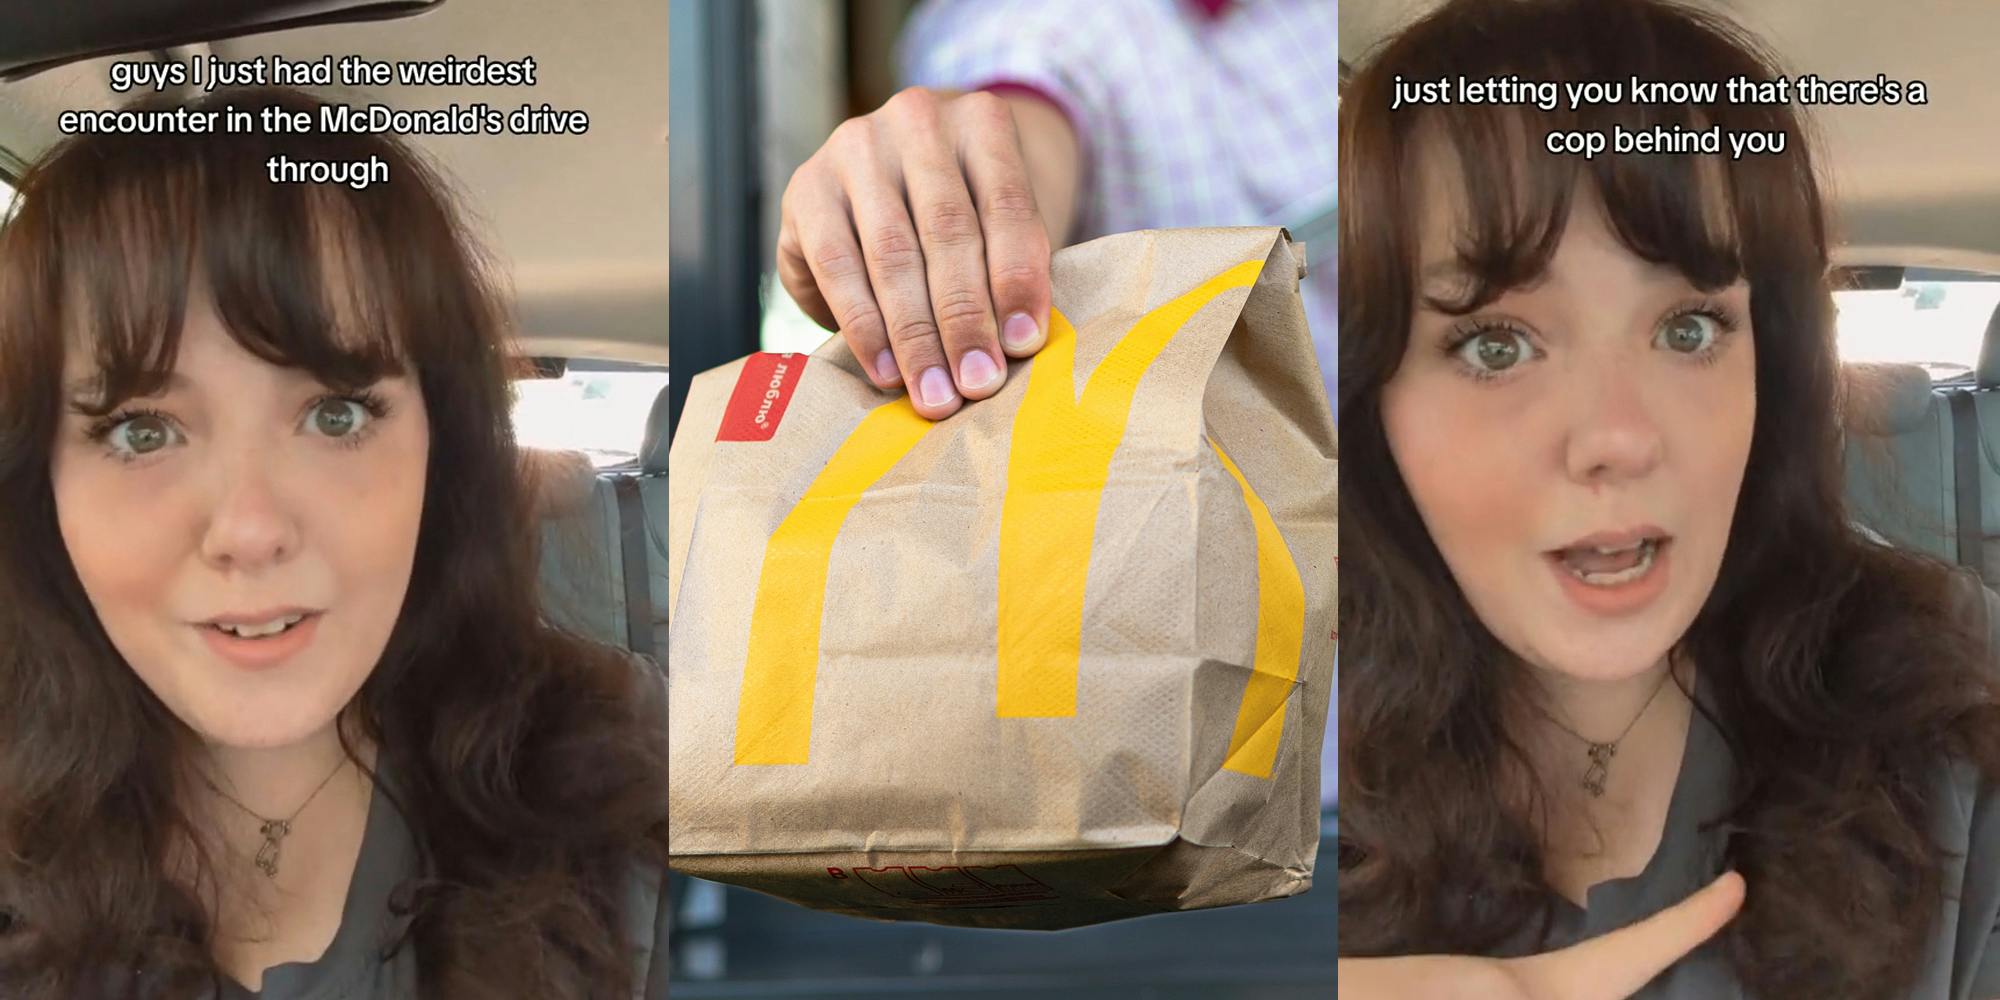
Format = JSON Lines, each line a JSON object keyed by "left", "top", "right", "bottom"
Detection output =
{"left": 1509, "top": 668, "right": 2000, "bottom": 998}
{"left": 209, "top": 766, "right": 669, "bottom": 1000}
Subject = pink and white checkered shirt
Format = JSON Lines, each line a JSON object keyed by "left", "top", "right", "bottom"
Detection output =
{"left": 898, "top": 0, "right": 1338, "bottom": 400}
{"left": 903, "top": 0, "right": 1339, "bottom": 809}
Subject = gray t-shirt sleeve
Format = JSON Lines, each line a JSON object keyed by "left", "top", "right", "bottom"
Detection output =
{"left": 1956, "top": 768, "right": 2000, "bottom": 999}
{"left": 1947, "top": 568, "right": 2000, "bottom": 998}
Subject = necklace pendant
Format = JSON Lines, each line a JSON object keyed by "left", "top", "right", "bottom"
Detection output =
{"left": 255, "top": 819, "right": 291, "bottom": 879}
{"left": 1582, "top": 743, "right": 1615, "bottom": 798}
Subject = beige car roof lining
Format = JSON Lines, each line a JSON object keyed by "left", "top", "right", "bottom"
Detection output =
{"left": 1341, "top": 0, "right": 2000, "bottom": 273}
{"left": 0, "top": 0, "right": 668, "bottom": 363}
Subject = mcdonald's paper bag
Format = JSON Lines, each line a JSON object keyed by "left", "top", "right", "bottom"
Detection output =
{"left": 666, "top": 227, "right": 1336, "bottom": 929}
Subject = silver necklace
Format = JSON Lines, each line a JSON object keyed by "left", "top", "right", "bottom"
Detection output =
{"left": 201, "top": 757, "right": 347, "bottom": 879}
{"left": 1538, "top": 667, "right": 1673, "bottom": 798}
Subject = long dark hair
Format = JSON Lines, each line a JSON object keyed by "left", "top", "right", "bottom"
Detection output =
{"left": 0, "top": 87, "right": 668, "bottom": 998}
{"left": 1337, "top": 1, "right": 2000, "bottom": 996}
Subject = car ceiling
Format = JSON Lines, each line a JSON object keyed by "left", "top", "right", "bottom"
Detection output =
{"left": 1341, "top": 0, "right": 2000, "bottom": 276}
{"left": 0, "top": 0, "right": 667, "bottom": 367}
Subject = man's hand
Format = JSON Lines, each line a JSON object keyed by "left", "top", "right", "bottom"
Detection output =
{"left": 1337, "top": 871, "right": 1746, "bottom": 1000}
{"left": 777, "top": 86, "right": 1080, "bottom": 420}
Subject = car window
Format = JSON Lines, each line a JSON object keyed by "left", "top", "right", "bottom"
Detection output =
{"left": 2, "top": 176, "right": 17, "bottom": 221}
{"left": 1834, "top": 271, "right": 2000, "bottom": 379}
{"left": 510, "top": 362, "right": 668, "bottom": 467}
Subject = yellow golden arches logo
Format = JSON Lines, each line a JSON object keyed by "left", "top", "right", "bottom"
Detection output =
{"left": 734, "top": 258, "right": 1302, "bottom": 775}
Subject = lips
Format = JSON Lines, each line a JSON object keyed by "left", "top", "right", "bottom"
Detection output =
{"left": 196, "top": 610, "right": 323, "bottom": 670}
{"left": 1552, "top": 526, "right": 1670, "bottom": 554}
{"left": 1543, "top": 526, "right": 1674, "bottom": 614}
{"left": 200, "top": 606, "right": 321, "bottom": 630}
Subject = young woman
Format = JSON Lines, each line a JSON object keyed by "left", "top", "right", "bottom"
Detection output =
{"left": 0, "top": 87, "right": 668, "bottom": 998}
{"left": 1338, "top": 1, "right": 2000, "bottom": 997}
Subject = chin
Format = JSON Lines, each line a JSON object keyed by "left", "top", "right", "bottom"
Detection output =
{"left": 173, "top": 682, "right": 354, "bottom": 751}
{"left": 191, "top": 709, "right": 342, "bottom": 750}
{"left": 1509, "top": 606, "right": 1695, "bottom": 683}
{"left": 1526, "top": 637, "right": 1673, "bottom": 682}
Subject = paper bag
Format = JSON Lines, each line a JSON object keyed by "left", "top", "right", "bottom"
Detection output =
{"left": 666, "top": 227, "right": 1336, "bottom": 929}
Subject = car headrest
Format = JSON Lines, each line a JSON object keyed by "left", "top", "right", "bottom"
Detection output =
{"left": 1843, "top": 362, "right": 1937, "bottom": 436}
{"left": 521, "top": 448, "right": 601, "bottom": 519}
{"left": 640, "top": 383, "right": 669, "bottom": 475}
{"left": 1980, "top": 299, "right": 2000, "bottom": 389}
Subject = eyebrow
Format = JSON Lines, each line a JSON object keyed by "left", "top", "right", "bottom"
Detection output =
{"left": 63, "top": 370, "right": 191, "bottom": 403}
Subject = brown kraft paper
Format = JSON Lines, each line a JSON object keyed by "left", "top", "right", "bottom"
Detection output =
{"left": 666, "top": 227, "right": 1336, "bottom": 929}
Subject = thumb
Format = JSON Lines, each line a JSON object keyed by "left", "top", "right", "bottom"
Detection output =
{"left": 1507, "top": 871, "right": 1745, "bottom": 1000}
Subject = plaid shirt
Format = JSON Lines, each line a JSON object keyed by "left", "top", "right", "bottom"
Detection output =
{"left": 903, "top": 0, "right": 1338, "bottom": 809}
{"left": 899, "top": 0, "right": 1338, "bottom": 400}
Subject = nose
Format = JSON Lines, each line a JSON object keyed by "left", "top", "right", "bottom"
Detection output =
{"left": 197, "top": 452, "right": 301, "bottom": 572}
{"left": 1563, "top": 357, "right": 1665, "bottom": 486}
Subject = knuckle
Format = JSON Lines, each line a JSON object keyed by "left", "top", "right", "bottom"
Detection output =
{"left": 865, "top": 227, "right": 926, "bottom": 273}
{"left": 833, "top": 301, "right": 884, "bottom": 337}
{"left": 957, "top": 89, "right": 1011, "bottom": 129}
{"left": 886, "top": 317, "right": 943, "bottom": 354}
{"left": 918, "top": 198, "right": 983, "bottom": 248}
{"left": 981, "top": 182, "right": 1041, "bottom": 227}
{"left": 807, "top": 241, "right": 865, "bottom": 282}
{"left": 930, "top": 289, "right": 993, "bottom": 336}
{"left": 826, "top": 117, "right": 874, "bottom": 157}
{"left": 883, "top": 86, "right": 939, "bottom": 120}
{"left": 780, "top": 170, "right": 822, "bottom": 218}
{"left": 988, "top": 259, "right": 1046, "bottom": 297}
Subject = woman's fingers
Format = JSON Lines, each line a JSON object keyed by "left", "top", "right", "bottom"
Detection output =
{"left": 1508, "top": 871, "right": 1746, "bottom": 1000}
{"left": 775, "top": 86, "right": 1059, "bottom": 418}
{"left": 894, "top": 89, "right": 1008, "bottom": 401}
{"left": 845, "top": 157, "right": 959, "bottom": 418}
{"left": 956, "top": 90, "right": 1052, "bottom": 360}
{"left": 779, "top": 169, "right": 901, "bottom": 390}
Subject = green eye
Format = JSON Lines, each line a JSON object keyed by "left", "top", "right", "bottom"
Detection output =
{"left": 1457, "top": 328, "right": 1532, "bottom": 372}
{"left": 307, "top": 398, "right": 366, "bottom": 438}
{"left": 1657, "top": 313, "right": 1720, "bottom": 353}
{"left": 109, "top": 414, "right": 177, "bottom": 456}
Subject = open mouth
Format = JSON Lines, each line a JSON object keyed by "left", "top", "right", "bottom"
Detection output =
{"left": 205, "top": 612, "right": 315, "bottom": 640}
{"left": 1549, "top": 534, "right": 1670, "bottom": 588}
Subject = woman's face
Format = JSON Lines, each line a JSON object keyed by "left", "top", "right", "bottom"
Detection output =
{"left": 50, "top": 289, "right": 429, "bottom": 749}
{"left": 1381, "top": 183, "right": 1756, "bottom": 683}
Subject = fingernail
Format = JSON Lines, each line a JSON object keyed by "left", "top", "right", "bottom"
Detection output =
{"left": 874, "top": 350, "right": 899, "bottom": 383}
{"left": 958, "top": 350, "right": 1001, "bottom": 391}
{"left": 918, "top": 367, "right": 957, "bottom": 409}
{"left": 1002, "top": 312, "right": 1041, "bottom": 351}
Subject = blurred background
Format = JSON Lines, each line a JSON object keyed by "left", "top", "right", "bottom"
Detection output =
{"left": 667, "top": 0, "right": 1337, "bottom": 996}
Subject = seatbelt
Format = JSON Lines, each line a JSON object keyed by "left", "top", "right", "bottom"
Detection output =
{"left": 612, "top": 476, "right": 657, "bottom": 660}
{"left": 1949, "top": 390, "right": 1984, "bottom": 577}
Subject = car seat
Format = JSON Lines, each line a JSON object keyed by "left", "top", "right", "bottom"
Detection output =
{"left": 531, "top": 385, "right": 669, "bottom": 662}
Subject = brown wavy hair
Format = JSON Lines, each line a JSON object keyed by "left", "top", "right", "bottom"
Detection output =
{"left": 1337, "top": 1, "right": 2000, "bottom": 996}
{"left": 0, "top": 88, "right": 668, "bottom": 997}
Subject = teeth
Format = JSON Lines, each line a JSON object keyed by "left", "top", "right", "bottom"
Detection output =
{"left": 217, "top": 614, "right": 305, "bottom": 639}
{"left": 1571, "top": 539, "right": 1658, "bottom": 586}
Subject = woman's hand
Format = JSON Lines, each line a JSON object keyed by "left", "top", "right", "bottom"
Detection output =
{"left": 777, "top": 86, "right": 1079, "bottom": 420}
{"left": 1337, "top": 871, "right": 1745, "bottom": 1000}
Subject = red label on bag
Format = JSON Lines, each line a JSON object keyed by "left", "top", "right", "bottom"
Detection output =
{"left": 717, "top": 353, "right": 806, "bottom": 442}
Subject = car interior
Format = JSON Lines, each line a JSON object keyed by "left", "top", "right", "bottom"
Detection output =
{"left": 0, "top": 0, "right": 671, "bottom": 662}
{"left": 1343, "top": 0, "right": 2000, "bottom": 602}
